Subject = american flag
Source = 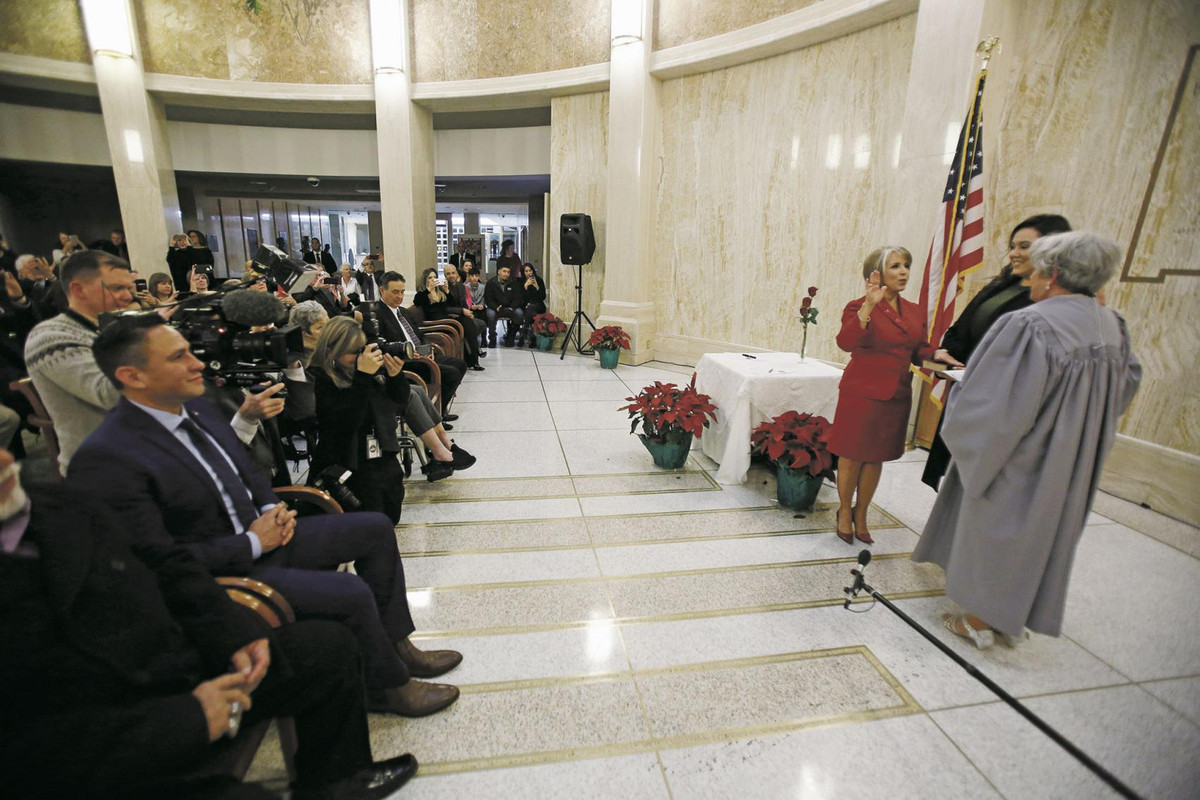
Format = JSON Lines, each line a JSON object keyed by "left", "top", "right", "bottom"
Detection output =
{"left": 917, "top": 69, "right": 987, "bottom": 398}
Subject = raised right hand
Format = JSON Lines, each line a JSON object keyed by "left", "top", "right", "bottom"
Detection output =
{"left": 357, "top": 342, "right": 384, "bottom": 375}
{"left": 863, "top": 270, "right": 886, "bottom": 308}
{"left": 192, "top": 673, "right": 252, "bottom": 742}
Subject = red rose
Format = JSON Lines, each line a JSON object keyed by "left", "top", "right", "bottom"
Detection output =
{"left": 801, "top": 296, "right": 812, "bottom": 309}
{"left": 807, "top": 286, "right": 818, "bottom": 297}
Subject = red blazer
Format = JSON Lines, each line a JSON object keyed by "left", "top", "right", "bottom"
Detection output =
{"left": 836, "top": 296, "right": 935, "bottom": 401}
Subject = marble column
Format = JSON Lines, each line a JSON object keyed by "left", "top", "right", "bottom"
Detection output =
{"left": 83, "top": 0, "right": 181, "bottom": 273}
{"left": 597, "top": 0, "right": 658, "bottom": 365}
{"left": 370, "top": 0, "right": 434, "bottom": 271}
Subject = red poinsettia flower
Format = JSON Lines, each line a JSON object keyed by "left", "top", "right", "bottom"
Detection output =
{"left": 620, "top": 372, "right": 717, "bottom": 442}
{"left": 750, "top": 410, "right": 834, "bottom": 476}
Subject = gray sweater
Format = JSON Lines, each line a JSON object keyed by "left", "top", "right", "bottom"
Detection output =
{"left": 24, "top": 311, "right": 121, "bottom": 471}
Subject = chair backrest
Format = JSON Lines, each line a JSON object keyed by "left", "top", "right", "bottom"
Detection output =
{"left": 9, "top": 378, "right": 61, "bottom": 477}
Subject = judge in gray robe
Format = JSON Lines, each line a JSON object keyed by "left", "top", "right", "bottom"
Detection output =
{"left": 912, "top": 232, "right": 1141, "bottom": 642}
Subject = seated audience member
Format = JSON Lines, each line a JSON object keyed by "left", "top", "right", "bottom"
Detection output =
{"left": 445, "top": 262, "right": 487, "bottom": 358}
{"left": 0, "top": 448, "right": 419, "bottom": 799}
{"left": 17, "top": 254, "right": 66, "bottom": 320}
{"left": 146, "top": 271, "right": 177, "bottom": 305}
{"left": 177, "top": 268, "right": 216, "bottom": 300}
{"left": 0, "top": 268, "right": 38, "bottom": 453}
{"left": 519, "top": 263, "right": 547, "bottom": 348}
{"left": 463, "top": 265, "right": 488, "bottom": 350}
{"left": 24, "top": 250, "right": 137, "bottom": 471}
{"left": 415, "top": 267, "right": 482, "bottom": 370}
{"left": 97, "top": 228, "right": 130, "bottom": 260}
{"left": 338, "top": 263, "right": 362, "bottom": 304}
{"left": 283, "top": 300, "right": 328, "bottom": 425}
{"left": 359, "top": 272, "right": 466, "bottom": 415}
{"left": 71, "top": 314, "right": 462, "bottom": 715}
{"left": 311, "top": 317, "right": 474, "bottom": 495}
{"left": 483, "top": 264, "right": 525, "bottom": 347}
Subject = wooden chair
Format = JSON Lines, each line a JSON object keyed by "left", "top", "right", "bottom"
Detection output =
{"left": 215, "top": 577, "right": 300, "bottom": 783}
{"left": 407, "top": 306, "right": 465, "bottom": 361}
{"left": 9, "top": 378, "right": 61, "bottom": 479}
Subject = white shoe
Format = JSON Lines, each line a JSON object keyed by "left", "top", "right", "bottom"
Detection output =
{"left": 942, "top": 613, "right": 995, "bottom": 650}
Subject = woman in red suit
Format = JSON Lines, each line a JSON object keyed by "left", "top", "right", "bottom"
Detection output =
{"left": 828, "top": 246, "right": 950, "bottom": 545}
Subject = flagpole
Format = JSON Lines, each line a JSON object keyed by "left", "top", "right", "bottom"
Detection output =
{"left": 907, "top": 36, "right": 1001, "bottom": 450}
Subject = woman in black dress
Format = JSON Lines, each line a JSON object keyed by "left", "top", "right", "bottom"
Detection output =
{"left": 921, "top": 213, "right": 1072, "bottom": 489}
{"left": 518, "top": 263, "right": 547, "bottom": 348}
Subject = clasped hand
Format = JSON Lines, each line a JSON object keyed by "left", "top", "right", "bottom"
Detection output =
{"left": 249, "top": 502, "right": 296, "bottom": 552}
{"left": 192, "top": 637, "right": 270, "bottom": 742}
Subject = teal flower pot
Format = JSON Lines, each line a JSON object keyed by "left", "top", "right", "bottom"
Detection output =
{"left": 637, "top": 434, "right": 691, "bottom": 469}
{"left": 598, "top": 347, "right": 620, "bottom": 369}
{"left": 775, "top": 463, "right": 823, "bottom": 511}
{"left": 535, "top": 333, "right": 554, "bottom": 351}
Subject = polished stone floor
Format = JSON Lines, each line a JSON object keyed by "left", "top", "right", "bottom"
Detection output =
{"left": 261, "top": 345, "right": 1200, "bottom": 798}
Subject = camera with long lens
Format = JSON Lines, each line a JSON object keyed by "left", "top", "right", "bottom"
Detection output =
{"left": 359, "top": 302, "right": 408, "bottom": 357}
{"left": 310, "top": 465, "right": 361, "bottom": 511}
{"left": 168, "top": 296, "right": 304, "bottom": 389}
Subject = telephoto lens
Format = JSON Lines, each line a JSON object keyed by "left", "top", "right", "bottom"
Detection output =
{"left": 311, "top": 465, "right": 362, "bottom": 511}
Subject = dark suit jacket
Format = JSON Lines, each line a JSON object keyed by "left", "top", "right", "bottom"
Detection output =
{"left": 360, "top": 301, "right": 425, "bottom": 346}
{"left": 835, "top": 296, "right": 935, "bottom": 401}
{"left": 0, "top": 484, "right": 265, "bottom": 796}
{"left": 69, "top": 397, "right": 279, "bottom": 576}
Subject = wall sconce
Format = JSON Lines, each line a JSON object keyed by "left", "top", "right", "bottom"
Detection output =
{"left": 611, "top": 0, "right": 644, "bottom": 47}
{"left": 80, "top": 0, "right": 135, "bottom": 58}
{"left": 369, "top": 0, "right": 406, "bottom": 73}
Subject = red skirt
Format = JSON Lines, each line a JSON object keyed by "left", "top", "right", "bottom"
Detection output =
{"left": 827, "top": 389, "right": 912, "bottom": 463}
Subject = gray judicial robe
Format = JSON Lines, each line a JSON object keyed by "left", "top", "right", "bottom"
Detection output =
{"left": 912, "top": 294, "right": 1141, "bottom": 637}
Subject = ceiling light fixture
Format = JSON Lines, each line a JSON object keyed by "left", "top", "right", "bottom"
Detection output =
{"left": 80, "top": 0, "right": 135, "bottom": 58}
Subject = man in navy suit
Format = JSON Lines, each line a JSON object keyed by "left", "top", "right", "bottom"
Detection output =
{"left": 69, "top": 314, "right": 461, "bottom": 718}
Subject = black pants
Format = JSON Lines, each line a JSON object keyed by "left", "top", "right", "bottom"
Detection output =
{"left": 122, "top": 621, "right": 372, "bottom": 798}
{"left": 252, "top": 511, "right": 415, "bottom": 690}
{"left": 347, "top": 453, "right": 405, "bottom": 525}
{"left": 486, "top": 307, "right": 524, "bottom": 345}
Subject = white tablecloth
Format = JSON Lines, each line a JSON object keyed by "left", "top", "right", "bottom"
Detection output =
{"left": 695, "top": 352, "right": 843, "bottom": 485}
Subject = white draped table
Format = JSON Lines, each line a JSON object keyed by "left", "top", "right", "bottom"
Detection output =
{"left": 695, "top": 352, "right": 843, "bottom": 485}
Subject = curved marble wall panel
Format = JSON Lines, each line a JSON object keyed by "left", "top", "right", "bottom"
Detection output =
{"left": 0, "top": 0, "right": 89, "bottom": 62}
{"left": 653, "top": 0, "right": 822, "bottom": 50}
{"left": 135, "top": 0, "right": 372, "bottom": 84}
{"left": 548, "top": 92, "right": 608, "bottom": 325}
{"left": 409, "top": 0, "right": 610, "bottom": 82}
{"left": 980, "top": 0, "right": 1200, "bottom": 453}
{"left": 652, "top": 14, "right": 916, "bottom": 364}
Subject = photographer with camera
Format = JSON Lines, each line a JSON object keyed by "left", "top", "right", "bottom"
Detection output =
{"left": 296, "top": 269, "right": 352, "bottom": 318}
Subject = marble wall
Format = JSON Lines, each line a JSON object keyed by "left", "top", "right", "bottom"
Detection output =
{"left": 978, "top": 0, "right": 1200, "bottom": 455}
{"left": 652, "top": 14, "right": 917, "bottom": 362}
{"left": 134, "top": 0, "right": 373, "bottom": 83}
{"left": 0, "top": 0, "right": 89, "bottom": 62}
{"left": 548, "top": 92, "right": 608, "bottom": 325}
{"left": 409, "top": 0, "right": 610, "bottom": 82}
{"left": 653, "top": 0, "right": 823, "bottom": 50}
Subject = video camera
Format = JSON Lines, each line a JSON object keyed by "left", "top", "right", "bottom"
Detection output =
{"left": 160, "top": 278, "right": 303, "bottom": 391}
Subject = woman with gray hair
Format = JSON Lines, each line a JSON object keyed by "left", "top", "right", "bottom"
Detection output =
{"left": 912, "top": 232, "right": 1141, "bottom": 649}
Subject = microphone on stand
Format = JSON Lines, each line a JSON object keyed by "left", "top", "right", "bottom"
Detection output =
{"left": 843, "top": 549, "right": 872, "bottom": 609}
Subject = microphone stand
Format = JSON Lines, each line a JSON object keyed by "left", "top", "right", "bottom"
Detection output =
{"left": 847, "top": 568, "right": 1143, "bottom": 800}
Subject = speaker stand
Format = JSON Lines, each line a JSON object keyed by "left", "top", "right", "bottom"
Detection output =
{"left": 560, "top": 262, "right": 596, "bottom": 360}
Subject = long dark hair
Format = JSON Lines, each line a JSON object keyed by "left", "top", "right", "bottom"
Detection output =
{"left": 989, "top": 213, "right": 1072, "bottom": 287}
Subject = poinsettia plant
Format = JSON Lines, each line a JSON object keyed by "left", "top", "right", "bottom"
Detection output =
{"left": 799, "top": 285, "right": 819, "bottom": 359}
{"left": 750, "top": 410, "right": 834, "bottom": 477}
{"left": 587, "top": 325, "right": 631, "bottom": 351}
{"left": 531, "top": 312, "right": 567, "bottom": 336}
{"left": 620, "top": 373, "right": 718, "bottom": 443}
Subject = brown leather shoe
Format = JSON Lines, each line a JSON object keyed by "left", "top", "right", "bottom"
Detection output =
{"left": 367, "top": 680, "right": 459, "bottom": 717}
{"left": 396, "top": 637, "right": 463, "bottom": 678}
